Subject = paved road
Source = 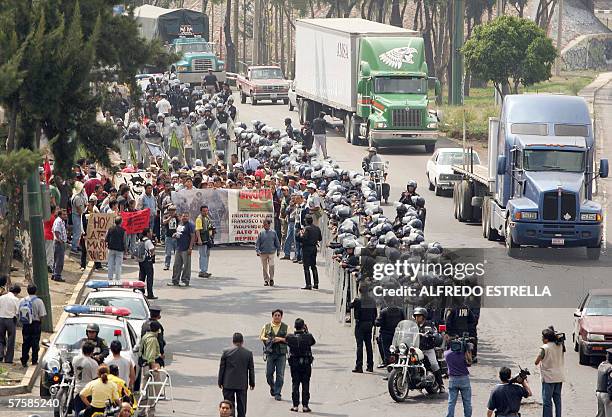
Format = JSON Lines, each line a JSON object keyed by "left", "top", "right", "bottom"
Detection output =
{"left": 131, "top": 93, "right": 610, "bottom": 417}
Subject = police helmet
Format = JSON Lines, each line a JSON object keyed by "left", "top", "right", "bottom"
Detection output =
{"left": 86, "top": 323, "right": 100, "bottom": 333}
{"left": 412, "top": 307, "right": 428, "bottom": 318}
{"left": 406, "top": 180, "right": 417, "bottom": 191}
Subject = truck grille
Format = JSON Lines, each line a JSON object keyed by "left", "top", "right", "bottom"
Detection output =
{"left": 392, "top": 109, "right": 422, "bottom": 128}
{"left": 193, "top": 59, "right": 213, "bottom": 71}
{"left": 259, "top": 85, "right": 284, "bottom": 92}
{"left": 542, "top": 191, "right": 577, "bottom": 221}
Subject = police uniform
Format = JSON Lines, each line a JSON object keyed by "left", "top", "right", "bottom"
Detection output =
{"left": 350, "top": 294, "right": 377, "bottom": 372}
{"left": 447, "top": 304, "right": 478, "bottom": 360}
{"left": 375, "top": 306, "right": 405, "bottom": 365}
{"left": 596, "top": 349, "right": 612, "bottom": 417}
{"left": 286, "top": 329, "right": 316, "bottom": 410}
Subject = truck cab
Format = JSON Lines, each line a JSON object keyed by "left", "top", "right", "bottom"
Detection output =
{"left": 237, "top": 66, "right": 290, "bottom": 105}
{"left": 356, "top": 37, "right": 440, "bottom": 151}
{"left": 490, "top": 95, "right": 609, "bottom": 258}
{"left": 170, "top": 37, "right": 225, "bottom": 84}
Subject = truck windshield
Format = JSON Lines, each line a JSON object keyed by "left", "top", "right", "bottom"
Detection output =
{"left": 174, "top": 42, "right": 215, "bottom": 54}
{"left": 251, "top": 68, "right": 284, "bottom": 79}
{"left": 523, "top": 150, "right": 584, "bottom": 172}
{"left": 373, "top": 76, "right": 427, "bottom": 94}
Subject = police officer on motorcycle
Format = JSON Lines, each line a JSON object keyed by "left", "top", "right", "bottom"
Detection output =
{"left": 79, "top": 323, "right": 109, "bottom": 364}
{"left": 413, "top": 307, "right": 445, "bottom": 392}
{"left": 362, "top": 147, "right": 383, "bottom": 172}
{"left": 399, "top": 180, "right": 419, "bottom": 206}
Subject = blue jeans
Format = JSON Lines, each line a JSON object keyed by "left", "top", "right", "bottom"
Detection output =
{"left": 284, "top": 223, "right": 295, "bottom": 257}
{"left": 71, "top": 212, "right": 82, "bottom": 251}
{"left": 446, "top": 375, "right": 472, "bottom": 417}
{"left": 107, "top": 249, "right": 123, "bottom": 280}
{"left": 198, "top": 244, "right": 209, "bottom": 273}
{"left": 266, "top": 353, "right": 286, "bottom": 396}
{"left": 125, "top": 233, "right": 136, "bottom": 254}
{"left": 542, "top": 382, "right": 562, "bottom": 417}
{"left": 165, "top": 237, "right": 177, "bottom": 267}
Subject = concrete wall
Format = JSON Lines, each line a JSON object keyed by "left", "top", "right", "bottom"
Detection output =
{"left": 561, "top": 33, "right": 612, "bottom": 71}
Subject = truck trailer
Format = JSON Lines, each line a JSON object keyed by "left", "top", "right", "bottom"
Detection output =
{"left": 134, "top": 5, "right": 225, "bottom": 84}
{"left": 294, "top": 18, "right": 440, "bottom": 151}
{"left": 452, "top": 94, "right": 609, "bottom": 259}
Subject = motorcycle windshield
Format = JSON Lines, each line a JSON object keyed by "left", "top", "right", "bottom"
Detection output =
{"left": 392, "top": 320, "right": 420, "bottom": 348}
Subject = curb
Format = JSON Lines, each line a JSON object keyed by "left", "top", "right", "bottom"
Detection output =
{"left": 0, "top": 263, "right": 95, "bottom": 396}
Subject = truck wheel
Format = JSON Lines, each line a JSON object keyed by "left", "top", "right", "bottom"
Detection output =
{"left": 425, "top": 143, "right": 435, "bottom": 153}
{"left": 289, "top": 100, "right": 294, "bottom": 111}
{"left": 251, "top": 95, "right": 258, "bottom": 105}
{"left": 453, "top": 182, "right": 460, "bottom": 219}
{"left": 344, "top": 114, "right": 352, "bottom": 143}
{"left": 240, "top": 90, "right": 246, "bottom": 104}
{"left": 283, "top": 98, "right": 289, "bottom": 105}
{"left": 586, "top": 246, "right": 601, "bottom": 260}
{"left": 505, "top": 218, "right": 519, "bottom": 257}
{"left": 458, "top": 181, "right": 472, "bottom": 221}
{"left": 298, "top": 100, "right": 304, "bottom": 124}
{"left": 427, "top": 174, "right": 434, "bottom": 191}
{"left": 272, "top": 99, "right": 278, "bottom": 104}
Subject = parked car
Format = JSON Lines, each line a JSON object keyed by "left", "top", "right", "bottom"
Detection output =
{"left": 40, "top": 305, "right": 141, "bottom": 397}
{"left": 573, "top": 288, "right": 612, "bottom": 365}
{"left": 83, "top": 280, "right": 150, "bottom": 336}
{"left": 288, "top": 81, "right": 297, "bottom": 111}
{"left": 426, "top": 148, "right": 481, "bottom": 196}
{"left": 236, "top": 66, "right": 290, "bottom": 105}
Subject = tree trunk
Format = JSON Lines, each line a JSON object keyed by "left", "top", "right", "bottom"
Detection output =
{"left": 390, "top": 0, "right": 402, "bottom": 27}
{"left": 6, "top": 101, "right": 18, "bottom": 152}
{"left": 280, "top": 5, "right": 285, "bottom": 74}
{"left": 413, "top": 0, "right": 421, "bottom": 30}
{"left": 233, "top": 0, "right": 239, "bottom": 66}
{"left": 225, "top": 0, "right": 236, "bottom": 72}
{"left": 0, "top": 188, "right": 20, "bottom": 281}
{"left": 242, "top": 0, "right": 246, "bottom": 68}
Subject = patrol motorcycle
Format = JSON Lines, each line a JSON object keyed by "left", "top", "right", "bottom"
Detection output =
{"left": 367, "top": 161, "right": 390, "bottom": 204}
{"left": 49, "top": 346, "right": 75, "bottom": 417}
{"left": 387, "top": 320, "right": 440, "bottom": 402}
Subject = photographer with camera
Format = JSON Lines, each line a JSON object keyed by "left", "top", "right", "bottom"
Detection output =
{"left": 534, "top": 327, "right": 565, "bottom": 417}
{"left": 444, "top": 336, "right": 473, "bottom": 417}
{"left": 487, "top": 366, "right": 532, "bottom": 417}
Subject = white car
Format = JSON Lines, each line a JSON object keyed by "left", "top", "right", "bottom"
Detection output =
{"left": 426, "top": 148, "right": 481, "bottom": 196}
{"left": 83, "top": 281, "right": 150, "bottom": 336}
{"left": 288, "top": 81, "right": 297, "bottom": 111}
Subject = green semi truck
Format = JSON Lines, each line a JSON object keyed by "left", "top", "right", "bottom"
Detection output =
{"left": 294, "top": 18, "right": 440, "bottom": 151}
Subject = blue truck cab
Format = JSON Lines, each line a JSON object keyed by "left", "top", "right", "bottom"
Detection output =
{"left": 488, "top": 94, "right": 609, "bottom": 259}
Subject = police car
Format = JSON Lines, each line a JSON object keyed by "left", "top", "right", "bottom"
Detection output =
{"left": 40, "top": 305, "right": 141, "bottom": 397}
{"left": 82, "top": 280, "right": 151, "bottom": 335}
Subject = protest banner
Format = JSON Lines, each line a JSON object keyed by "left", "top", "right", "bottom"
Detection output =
{"left": 86, "top": 213, "right": 115, "bottom": 262}
{"left": 113, "top": 172, "right": 153, "bottom": 200}
{"left": 172, "top": 188, "right": 273, "bottom": 244}
{"left": 120, "top": 208, "right": 151, "bottom": 234}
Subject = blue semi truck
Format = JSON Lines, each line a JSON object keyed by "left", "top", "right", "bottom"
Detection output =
{"left": 452, "top": 94, "right": 609, "bottom": 259}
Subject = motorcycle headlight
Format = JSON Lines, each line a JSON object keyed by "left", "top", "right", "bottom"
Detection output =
{"left": 587, "top": 333, "right": 605, "bottom": 342}
{"left": 399, "top": 343, "right": 408, "bottom": 355}
{"left": 47, "top": 358, "right": 60, "bottom": 373}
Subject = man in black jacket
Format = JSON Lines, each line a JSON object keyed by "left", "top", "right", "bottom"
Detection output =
{"left": 105, "top": 216, "right": 125, "bottom": 280}
{"left": 296, "top": 215, "right": 322, "bottom": 290}
{"left": 286, "top": 319, "right": 316, "bottom": 413}
{"left": 350, "top": 284, "right": 378, "bottom": 373}
{"left": 218, "top": 333, "right": 255, "bottom": 417}
{"left": 375, "top": 303, "right": 405, "bottom": 367}
{"left": 311, "top": 112, "right": 328, "bottom": 158}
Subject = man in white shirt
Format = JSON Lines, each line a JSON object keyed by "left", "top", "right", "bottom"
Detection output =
{"left": 72, "top": 341, "right": 99, "bottom": 417}
{"left": 52, "top": 209, "right": 68, "bottom": 282}
{"left": 156, "top": 94, "right": 172, "bottom": 116}
{"left": 243, "top": 150, "right": 261, "bottom": 174}
{"left": 105, "top": 340, "right": 135, "bottom": 389}
{"left": 0, "top": 284, "right": 21, "bottom": 363}
{"left": 306, "top": 183, "right": 323, "bottom": 227}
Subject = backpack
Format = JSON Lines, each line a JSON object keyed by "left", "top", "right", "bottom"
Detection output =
{"left": 131, "top": 238, "right": 148, "bottom": 262}
{"left": 18, "top": 296, "right": 37, "bottom": 325}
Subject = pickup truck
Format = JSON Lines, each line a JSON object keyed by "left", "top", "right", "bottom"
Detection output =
{"left": 237, "top": 66, "right": 290, "bottom": 105}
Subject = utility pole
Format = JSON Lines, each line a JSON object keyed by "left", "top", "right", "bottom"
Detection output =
{"left": 495, "top": 0, "right": 504, "bottom": 105}
{"left": 450, "top": 0, "right": 465, "bottom": 105}
{"left": 253, "top": 0, "right": 261, "bottom": 65}
{"left": 25, "top": 172, "right": 53, "bottom": 332}
{"left": 555, "top": 0, "right": 564, "bottom": 76}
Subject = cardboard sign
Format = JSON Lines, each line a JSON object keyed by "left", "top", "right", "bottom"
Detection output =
{"left": 120, "top": 209, "right": 151, "bottom": 234}
{"left": 114, "top": 172, "right": 153, "bottom": 200}
{"left": 85, "top": 213, "right": 115, "bottom": 262}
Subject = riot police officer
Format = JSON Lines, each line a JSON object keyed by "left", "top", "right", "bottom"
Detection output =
{"left": 596, "top": 348, "right": 612, "bottom": 417}
{"left": 285, "top": 118, "right": 294, "bottom": 139}
{"left": 375, "top": 303, "right": 405, "bottom": 367}
{"left": 79, "top": 323, "right": 109, "bottom": 364}
{"left": 226, "top": 96, "right": 237, "bottom": 121}
{"left": 350, "top": 284, "right": 377, "bottom": 373}
{"left": 216, "top": 103, "right": 229, "bottom": 124}
{"left": 145, "top": 121, "right": 163, "bottom": 147}
{"left": 399, "top": 180, "right": 419, "bottom": 205}
{"left": 286, "top": 318, "right": 316, "bottom": 413}
{"left": 123, "top": 122, "right": 142, "bottom": 163}
{"left": 413, "top": 307, "right": 445, "bottom": 392}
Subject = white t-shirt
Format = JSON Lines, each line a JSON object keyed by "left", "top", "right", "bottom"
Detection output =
{"left": 156, "top": 99, "right": 171, "bottom": 115}
{"left": 307, "top": 193, "right": 322, "bottom": 210}
{"left": 73, "top": 354, "right": 99, "bottom": 393}
{"left": 105, "top": 355, "right": 134, "bottom": 385}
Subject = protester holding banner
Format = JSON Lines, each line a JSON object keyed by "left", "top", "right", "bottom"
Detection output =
{"left": 163, "top": 206, "right": 179, "bottom": 270}
{"left": 137, "top": 183, "right": 157, "bottom": 233}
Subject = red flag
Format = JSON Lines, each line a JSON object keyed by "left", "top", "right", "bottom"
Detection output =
{"left": 43, "top": 157, "right": 52, "bottom": 184}
{"left": 120, "top": 208, "right": 151, "bottom": 234}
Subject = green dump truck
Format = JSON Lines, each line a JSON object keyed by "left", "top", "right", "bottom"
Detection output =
{"left": 294, "top": 18, "right": 440, "bottom": 151}
{"left": 135, "top": 4, "right": 225, "bottom": 84}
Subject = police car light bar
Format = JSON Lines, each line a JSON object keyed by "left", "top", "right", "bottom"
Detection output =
{"left": 86, "top": 280, "right": 146, "bottom": 290}
{"left": 64, "top": 305, "right": 131, "bottom": 317}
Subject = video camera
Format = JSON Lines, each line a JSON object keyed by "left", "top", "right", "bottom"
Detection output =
{"left": 509, "top": 366, "right": 530, "bottom": 384}
{"left": 547, "top": 325, "right": 566, "bottom": 345}
{"left": 449, "top": 332, "right": 473, "bottom": 353}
